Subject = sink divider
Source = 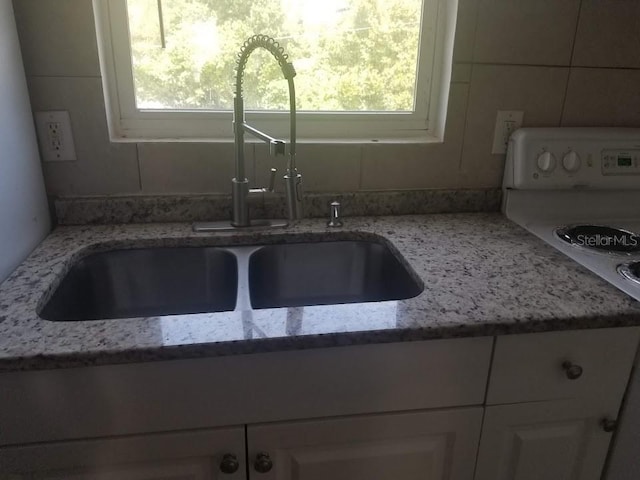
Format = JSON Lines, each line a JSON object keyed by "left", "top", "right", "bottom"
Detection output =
{"left": 222, "top": 246, "right": 262, "bottom": 312}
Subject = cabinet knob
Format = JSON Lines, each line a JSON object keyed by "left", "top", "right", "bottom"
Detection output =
{"left": 220, "top": 453, "right": 240, "bottom": 474}
{"left": 562, "top": 361, "right": 583, "bottom": 380}
{"left": 601, "top": 418, "right": 617, "bottom": 433}
{"left": 254, "top": 452, "right": 273, "bottom": 473}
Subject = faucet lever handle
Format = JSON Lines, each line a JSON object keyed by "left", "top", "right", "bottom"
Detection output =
{"left": 268, "top": 168, "right": 277, "bottom": 192}
{"left": 270, "top": 140, "right": 286, "bottom": 156}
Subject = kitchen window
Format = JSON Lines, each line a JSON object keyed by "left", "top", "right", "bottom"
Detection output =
{"left": 94, "top": 0, "right": 457, "bottom": 141}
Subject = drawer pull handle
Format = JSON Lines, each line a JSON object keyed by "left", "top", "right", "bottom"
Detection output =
{"left": 220, "top": 453, "right": 240, "bottom": 474}
{"left": 601, "top": 418, "right": 617, "bottom": 433}
{"left": 254, "top": 452, "right": 273, "bottom": 473}
{"left": 562, "top": 361, "right": 583, "bottom": 380}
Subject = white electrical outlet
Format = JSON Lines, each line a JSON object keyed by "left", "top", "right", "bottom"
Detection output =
{"left": 34, "top": 111, "right": 77, "bottom": 161}
{"left": 491, "top": 110, "right": 524, "bottom": 155}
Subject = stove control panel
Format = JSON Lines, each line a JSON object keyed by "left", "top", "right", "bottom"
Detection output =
{"left": 602, "top": 150, "right": 640, "bottom": 175}
{"left": 504, "top": 128, "right": 640, "bottom": 189}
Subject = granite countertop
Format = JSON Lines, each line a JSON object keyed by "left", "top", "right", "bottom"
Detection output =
{"left": 1, "top": 212, "right": 640, "bottom": 372}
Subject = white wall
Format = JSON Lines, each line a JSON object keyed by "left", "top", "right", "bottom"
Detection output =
{"left": 11, "top": 0, "right": 640, "bottom": 197}
{"left": 0, "top": 0, "right": 50, "bottom": 282}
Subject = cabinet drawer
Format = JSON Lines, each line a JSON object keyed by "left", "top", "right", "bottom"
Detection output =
{"left": 487, "top": 327, "right": 640, "bottom": 406}
{"left": 0, "top": 337, "right": 492, "bottom": 445}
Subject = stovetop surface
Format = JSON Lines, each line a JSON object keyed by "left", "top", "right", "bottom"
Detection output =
{"left": 514, "top": 214, "right": 640, "bottom": 301}
{"left": 503, "top": 127, "right": 640, "bottom": 301}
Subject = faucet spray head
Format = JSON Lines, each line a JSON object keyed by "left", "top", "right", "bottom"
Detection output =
{"left": 281, "top": 62, "right": 296, "bottom": 80}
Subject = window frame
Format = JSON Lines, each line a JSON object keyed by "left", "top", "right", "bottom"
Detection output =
{"left": 93, "top": 0, "right": 457, "bottom": 142}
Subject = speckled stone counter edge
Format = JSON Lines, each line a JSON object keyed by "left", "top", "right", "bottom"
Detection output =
{"left": 2, "top": 213, "right": 640, "bottom": 372}
{"left": 54, "top": 188, "right": 502, "bottom": 225}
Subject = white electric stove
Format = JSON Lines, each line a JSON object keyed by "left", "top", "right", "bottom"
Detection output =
{"left": 502, "top": 128, "right": 640, "bottom": 480}
{"left": 502, "top": 128, "right": 640, "bottom": 302}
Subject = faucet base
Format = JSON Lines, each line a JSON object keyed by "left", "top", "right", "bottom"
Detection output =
{"left": 231, "top": 178, "right": 250, "bottom": 227}
{"left": 192, "top": 219, "right": 288, "bottom": 233}
{"left": 284, "top": 171, "right": 303, "bottom": 221}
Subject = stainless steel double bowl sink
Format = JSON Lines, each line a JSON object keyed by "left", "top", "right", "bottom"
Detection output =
{"left": 40, "top": 239, "right": 424, "bottom": 322}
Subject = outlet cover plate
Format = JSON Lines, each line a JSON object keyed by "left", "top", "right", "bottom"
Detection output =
{"left": 492, "top": 110, "right": 524, "bottom": 155}
{"left": 34, "top": 110, "right": 77, "bottom": 162}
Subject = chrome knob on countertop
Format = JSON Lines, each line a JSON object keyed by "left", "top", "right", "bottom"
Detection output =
{"left": 562, "top": 361, "right": 583, "bottom": 380}
{"left": 327, "top": 201, "right": 343, "bottom": 228}
{"left": 220, "top": 453, "right": 240, "bottom": 474}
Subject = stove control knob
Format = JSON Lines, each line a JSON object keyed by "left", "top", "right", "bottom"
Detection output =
{"left": 536, "top": 151, "right": 557, "bottom": 173}
{"left": 562, "top": 151, "right": 581, "bottom": 173}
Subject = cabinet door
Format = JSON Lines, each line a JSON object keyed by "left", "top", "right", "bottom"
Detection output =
{"left": 247, "top": 407, "right": 483, "bottom": 480}
{"left": 0, "top": 427, "right": 246, "bottom": 480}
{"left": 474, "top": 400, "right": 616, "bottom": 480}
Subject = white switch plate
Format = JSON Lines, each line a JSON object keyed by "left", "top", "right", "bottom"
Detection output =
{"left": 491, "top": 110, "right": 524, "bottom": 154}
{"left": 34, "top": 111, "right": 77, "bottom": 161}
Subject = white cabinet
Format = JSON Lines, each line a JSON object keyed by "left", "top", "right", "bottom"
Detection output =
{"left": 0, "top": 329, "right": 638, "bottom": 480}
{"left": 0, "top": 338, "right": 492, "bottom": 446}
{"left": 474, "top": 400, "right": 615, "bottom": 480}
{"left": 0, "top": 338, "right": 492, "bottom": 480}
{"left": 0, "top": 427, "right": 246, "bottom": 480}
{"left": 475, "top": 327, "right": 640, "bottom": 480}
{"left": 247, "top": 408, "right": 483, "bottom": 480}
{"left": 1, "top": 409, "right": 482, "bottom": 480}
{"left": 486, "top": 327, "right": 640, "bottom": 409}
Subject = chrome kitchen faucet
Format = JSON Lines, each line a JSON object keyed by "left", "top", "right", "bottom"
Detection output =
{"left": 193, "top": 34, "right": 303, "bottom": 232}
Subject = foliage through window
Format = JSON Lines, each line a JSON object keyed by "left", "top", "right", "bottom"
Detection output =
{"left": 95, "top": 0, "right": 457, "bottom": 139}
